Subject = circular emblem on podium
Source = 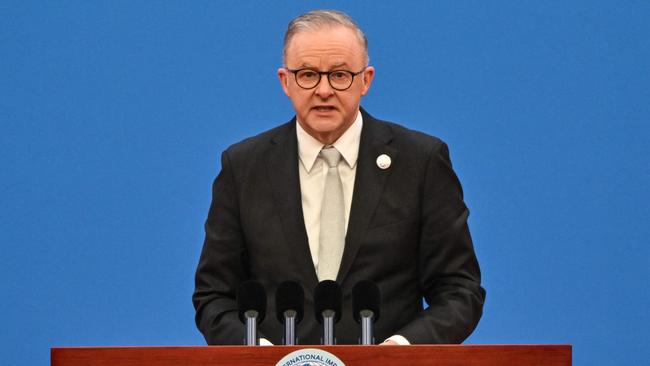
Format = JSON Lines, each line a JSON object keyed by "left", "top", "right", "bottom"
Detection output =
{"left": 275, "top": 348, "right": 345, "bottom": 366}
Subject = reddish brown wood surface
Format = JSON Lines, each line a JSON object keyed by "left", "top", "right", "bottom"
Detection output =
{"left": 51, "top": 345, "right": 571, "bottom": 366}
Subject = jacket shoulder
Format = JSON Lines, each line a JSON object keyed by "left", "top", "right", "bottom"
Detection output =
{"left": 367, "top": 115, "right": 447, "bottom": 155}
{"left": 223, "top": 119, "right": 294, "bottom": 158}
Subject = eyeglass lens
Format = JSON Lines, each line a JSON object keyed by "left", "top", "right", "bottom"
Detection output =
{"left": 295, "top": 70, "right": 354, "bottom": 90}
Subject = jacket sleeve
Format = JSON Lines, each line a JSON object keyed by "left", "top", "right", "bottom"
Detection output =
{"left": 192, "top": 150, "right": 266, "bottom": 345}
{"left": 397, "top": 141, "right": 486, "bottom": 344}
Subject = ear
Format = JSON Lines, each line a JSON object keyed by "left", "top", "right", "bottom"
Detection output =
{"left": 277, "top": 68, "right": 290, "bottom": 97}
{"left": 360, "top": 66, "right": 375, "bottom": 96}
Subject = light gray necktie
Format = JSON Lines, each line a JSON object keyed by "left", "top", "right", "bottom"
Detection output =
{"left": 317, "top": 146, "right": 345, "bottom": 281}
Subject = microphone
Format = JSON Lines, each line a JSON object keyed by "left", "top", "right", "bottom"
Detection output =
{"left": 275, "top": 281, "right": 305, "bottom": 345}
{"left": 237, "top": 281, "right": 267, "bottom": 346}
{"left": 314, "top": 280, "right": 342, "bottom": 345}
{"left": 353, "top": 280, "right": 381, "bottom": 345}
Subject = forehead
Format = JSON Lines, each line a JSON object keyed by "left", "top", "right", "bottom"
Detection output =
{"left": 285, "top": 26, "right": 366, "bottom": 68}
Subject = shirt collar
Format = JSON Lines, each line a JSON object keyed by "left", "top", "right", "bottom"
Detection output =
{"left": 297, "top": 110, "right": 363, "bottom": 173}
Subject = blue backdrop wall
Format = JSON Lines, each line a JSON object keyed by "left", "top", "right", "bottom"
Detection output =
{"left": 1, "top": 1, "right": 648, "bottom": 365}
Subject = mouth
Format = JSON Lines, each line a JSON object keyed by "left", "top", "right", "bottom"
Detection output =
{"left": 312, "top": 105, "right": 336, "bottom": 112}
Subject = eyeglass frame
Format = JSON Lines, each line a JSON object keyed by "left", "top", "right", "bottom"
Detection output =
{"left": 285, "top": 67, "right": 367, "bottom": 91}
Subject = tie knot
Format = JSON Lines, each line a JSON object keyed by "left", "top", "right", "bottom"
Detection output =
{"left": 320, "top": 146, "right": 342, "bottom": 168}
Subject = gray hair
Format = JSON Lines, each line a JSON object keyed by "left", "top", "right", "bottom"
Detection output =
{"left": 283, "top": 9, "right": 369, "bottom": 66}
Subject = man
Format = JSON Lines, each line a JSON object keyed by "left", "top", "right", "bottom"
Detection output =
{"left": 193, "top": 9, "right": 485, "bottom": 345}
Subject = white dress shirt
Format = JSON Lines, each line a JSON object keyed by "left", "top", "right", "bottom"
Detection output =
{"left": 295, "top": 110, "right": 409, "bottom": 346}
{"left": 297, "top": 111, "right": 362, "bottom": 272}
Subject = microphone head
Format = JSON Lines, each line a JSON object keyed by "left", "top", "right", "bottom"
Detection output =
{"left": 275, "top": 281, "right": 305, "bottom": 324}
{"left": 314, "top": 280, "right": 342, "bottom": 324}
{"left": 237, "top": 281, "right": 266, "bottom": 324}
{"left": 352, "top": 280, "right": 381, "bottom": 323}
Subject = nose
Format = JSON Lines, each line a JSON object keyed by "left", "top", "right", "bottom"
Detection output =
{"left": 314, "top": 75, "right": 334, "bottom": 99}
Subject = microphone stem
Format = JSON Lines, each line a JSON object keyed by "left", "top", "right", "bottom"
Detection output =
{"left": 245, "top": 310, "right": 258, "bottom": 346}
{"left": 361, "top": 312, "right": 374, "bottom": 345}
{"left": 322, "top": 310, "right": 335, "bottom": 345}
{"left": 284, "top": 311, "right": 296, "bottom": 345}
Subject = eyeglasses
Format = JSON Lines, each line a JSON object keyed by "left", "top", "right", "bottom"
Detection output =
{"left": 286, "top": 68, "right": 366, "bottom": 91}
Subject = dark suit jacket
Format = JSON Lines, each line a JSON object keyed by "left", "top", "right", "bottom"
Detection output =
{"left": 193, "top": 109, "right": 485, "bottom": 345}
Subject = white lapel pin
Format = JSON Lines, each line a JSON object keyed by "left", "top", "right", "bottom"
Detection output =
{"left": 376, "top": 154, "right": 391, "bottom": 170}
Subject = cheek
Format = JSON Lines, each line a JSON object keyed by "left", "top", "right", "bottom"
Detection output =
{"left": 338, "top": 95, "right": 360, "bottom": 111}
{"left": 293, "top": 95, "right": 309, "bottom": 110}
{"left": 290, "top": 96, "right": 311, "bottom": 117}
{"left": 286, "top": 90, "right": 302, "bottom": 105}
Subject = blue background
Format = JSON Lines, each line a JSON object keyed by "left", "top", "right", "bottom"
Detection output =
{"left": 2, "top": 1, "right": 648, "bottom": 365}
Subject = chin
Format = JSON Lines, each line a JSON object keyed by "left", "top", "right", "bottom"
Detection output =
{"left": 305, "top": 117, "right": 344, "bottom": 134}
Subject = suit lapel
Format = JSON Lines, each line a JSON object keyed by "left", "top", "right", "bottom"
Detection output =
{"left": 266, "top": 121, "right": 320, "bottom": 287}
{"left": 337, "top": 110, "right": 397, "bottom": 282}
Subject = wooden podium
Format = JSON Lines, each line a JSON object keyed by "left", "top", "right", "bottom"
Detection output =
{"left": 52, "top": 345, "right": 571, "bottom": 366}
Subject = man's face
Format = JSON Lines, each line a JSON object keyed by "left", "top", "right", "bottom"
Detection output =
{"left": 278, "top": 26, "right": 375, "bottom": 145}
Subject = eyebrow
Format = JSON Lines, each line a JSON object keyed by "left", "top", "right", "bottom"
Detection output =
{"left": 330, "top": 62, "right": 349, "bottom": 69}
{"left": 297, "top": 62, "right": 350, "bottom": 70}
